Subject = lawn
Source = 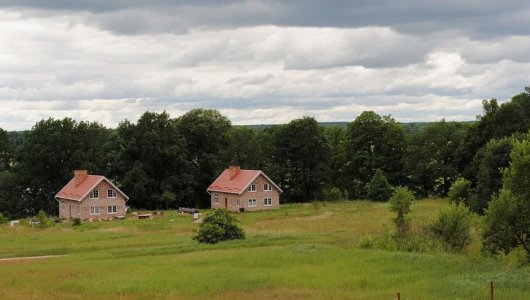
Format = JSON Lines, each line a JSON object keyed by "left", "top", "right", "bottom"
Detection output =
{"left": 0, "top": 199, "right": 528, "bottom": 299}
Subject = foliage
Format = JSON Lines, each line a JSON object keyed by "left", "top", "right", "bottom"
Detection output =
{"left": 116, "top": 111, "right": 190, "bottom": 209}
{"left": 273, "top": 117, "right": 331, "bottom": 202}
{"left": 346, "top": 111, "right": 407, "bottom": 198}
{"left": 36, "top": 210, "right": 48, "bottom": 228}
{"left": 322, "top": 187, "right": 348, "bottom": 201}
{"left": 429, "top": 203, "right": 473, "bottom": 252}
{"left": 389, "top": 187, "right": 414, "bottom": 235}
{"left": 404, "top": 120, "right": 467, "bottom": 197}
{"left": 469, "top": 137, "right": 514, "bottom": 214}
{"left": 367, "top": 169, "right": 393, "bottom": 201}
{"left": 72, "top": 218, "right": 81, "bottom": 226}
{"left": 0, "top": 212, "right": 7, "bottom": 224}
{"left": 177, "top": 109, "right": 232, "bottom": 208}
{"left": 194, "top": 209, "right": 245, "bottom": 244}
{"left": 447, "top": 178, "right": 475, "bottom": 206}
{"left": 483, "top": 137, "right": 530, "bottom": 256}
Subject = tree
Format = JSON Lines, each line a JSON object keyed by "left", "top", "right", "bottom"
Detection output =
{"left": 389, "top": 187, "right": 414, "bottom": 236}
{"left": 273, "top": 117, "right": 331, "bottom": 202}
{"left": 405, "top": 120, "right": 467, "bottom": 197}
{"left": 116, "top": 112, "right": 190, "bottom": 209}
{"left": 177, "top": 109, "right": 232, "bottom": 208}
{"left": 324, "top": 126, "right": 349, "bottom": 194}
{"left": 430, "top": 203, "right": 473, "bottom": 252}
{"left": 367, "top": 169, "right": 393, "bottom": 201}
{"left": 226, "top": 127, "right": 260, "bottom": 169}
{"left": 482, "top": 137, "right": 530, "bottom": 256}
{"left": 193, "top": 209, "right": 245, "bottom": 244}
{"left": 347, "top": 112, "right": 407, "bottom": 198}
{"left": 12, "top": 118, "right": 110, "bottom": 216}
{"left": 469, "top": 137, "right": 515, "bottom": 214}
{"left": 0, "top": 128, "right": 12, "bottom": 172}
{"left": 447, "top": 178, "right": 475, "bottom": 207}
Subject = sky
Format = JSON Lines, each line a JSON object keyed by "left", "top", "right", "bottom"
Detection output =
{"left": 1, "top": 1, "right": 530, "bottom": 130}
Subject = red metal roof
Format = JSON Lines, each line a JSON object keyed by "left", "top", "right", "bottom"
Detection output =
{"left": 55, "top": 175, "right": 128, "bottom": 202}
{"left": 207, "top": 168, "right": 282, "bottom": 194}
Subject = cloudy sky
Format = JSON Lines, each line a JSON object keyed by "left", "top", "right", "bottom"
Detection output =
{"left": 1, "top": 1, "right": 530, "bottom": 130}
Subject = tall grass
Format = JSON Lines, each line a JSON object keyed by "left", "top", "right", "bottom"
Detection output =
{"left": 0, "top": 199, "right": 528, "bottom": 299}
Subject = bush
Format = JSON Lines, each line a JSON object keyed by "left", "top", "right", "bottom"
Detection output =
{"left": 389, "top": 187, "right": 414, "bottom": 236}
{"left": 193, "top": 209, "right": 245, "bottom": 244}
{"left": 72, "top": 218, "right": 82, "bottom": 226}
{"left": 36, "top": 210, "right": 49, "bottom": 228}
{"left": 322, "top": 187, "right": 348, "bottom": 201}
{"left": 0, "top": 212, "right": 7, "bottom": 224}
{"left": 367, "top": 169, "right": 393, "bottom": 201}
{"left": 448, "top": 178, "right": 474, "bottom": 206}
{"left": 429, "top": 203, "right": 473, "bottom": 252}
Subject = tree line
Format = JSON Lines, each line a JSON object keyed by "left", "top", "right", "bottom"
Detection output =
{"left": 1, "top": 88, "right": 530, "bottom": 220}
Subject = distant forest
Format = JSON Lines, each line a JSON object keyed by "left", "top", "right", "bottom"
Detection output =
{"left": 0, "top": 87, "right": 529, "bottom": 219}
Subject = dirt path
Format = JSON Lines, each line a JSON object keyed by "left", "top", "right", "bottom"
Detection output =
{"left": 0, "top": 255, "right": 67, "bottom": 262}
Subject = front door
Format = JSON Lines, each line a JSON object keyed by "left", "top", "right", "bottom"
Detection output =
{"left": 69, "top": 205, "right": 72, "bottom": 218}
{"left": 224, "top": 197, "right": 228, "bottom": 208}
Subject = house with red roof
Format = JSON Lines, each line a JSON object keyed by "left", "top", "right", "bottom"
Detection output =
{"left": 207, "top": 166, "right": 282, "bottom": 212}
{"left": 55, "top": 170, "right": 129, "bottom": 220}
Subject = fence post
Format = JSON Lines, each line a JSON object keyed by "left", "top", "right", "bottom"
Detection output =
{"left": 490, "top": 281, "right": 494, "bottom": 300}
{"left": 397, "top": 292, "right": 401, "bottom": 300}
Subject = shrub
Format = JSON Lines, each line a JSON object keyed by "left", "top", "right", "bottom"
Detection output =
{"left": 0, "top": 212, "right": 7, "bottom": 224}
{"left": 322, "top": 187, "right": 348, "bottom": 201}
{"left": 72, "top": 218, "right": 82, "bottom": 226}
{"left": 448, "top": 178, "right": 474, "bottom": 206}
{"left": 429, "top": 203, "right": 473, "bottom": 252}
{"left": 367, "top": 169, "right": 393, "bottom": 201}
{"left": 193, "top": 209, "right": 245, "bottom": 244}
{"left": 36, "top": 210, "right": 49, "bottom": 228}
{"left": 389, "top": 187, "right": 414, "bottom": 236}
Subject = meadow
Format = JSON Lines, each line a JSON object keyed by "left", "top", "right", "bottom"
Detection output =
{"left": 0, "top": 199, "right": 529, "bottom": 299}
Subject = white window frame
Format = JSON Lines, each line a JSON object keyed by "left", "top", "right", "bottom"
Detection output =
{"left": 107, "top": 189, "right": 117, "bottom": 198}
{"left": 89, "top": 189, "right": 99, "bottom": 199}
{"left": 248, "top": 199, "right": 257, "bottom": 207}
{"left": 236, "top": 198, "right": 240, "bottom": 207}
{"left": 214, "top": 193, "right": 219, "bottom": 204}
{"left": 107, "top": 205, "right": 117, "bottom": 214}
{"left": 264, "top": 198, "right": 272, "bottom": 206}
{"left": 248, "top": 184, "right": 256, "bottom": 192}
{"left": 264, "top": 183, "right": 272, "bottom": 191}
{"left": 90, "top": 206, "right": 100, "bottom": 215}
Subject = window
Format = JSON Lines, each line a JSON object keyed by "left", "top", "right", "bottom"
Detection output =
{"left": 89, "top": 189, "right": 99, "bottom": 199}
{"left": 236, "top": 198, "right": 240, "bottom": 206}
{"left": 264, "top": 198, "right": 272, "bottom": 206}
{"left": 107, "top": 205, "right": 117, "bottom": 214}
{"left": 107, "top": 189, "right": 117, "bottom": 198}
{"left": 248, "top": 199, "right": 257, "bottom": 207}
{"left": 90, "top": 206, "right": 100, "bottom": 215}
{"left": 264, "top": 183, "right": 272, "bottom": 191}
{"left": 214, "top": 193, "right": 219, "bottom": 204}
{"left": 248, "top": 184, "right": 256, "bottom": 192}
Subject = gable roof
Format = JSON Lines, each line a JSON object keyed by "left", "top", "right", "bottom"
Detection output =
{"left": 55, "top": 175, "right": 129, "bottom": 202}
{"left": 207, "top": 169, "right": 283, "bottom": 195}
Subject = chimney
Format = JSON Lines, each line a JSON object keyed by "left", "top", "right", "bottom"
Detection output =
{"left": 74, "top": 170, "right": 88, "bottom": 186}
{"left": 229, "top": 166, "right": 240, "bottom": 180}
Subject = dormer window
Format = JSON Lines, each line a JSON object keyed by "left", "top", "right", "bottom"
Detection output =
{"left": 89, "top": 189, "right": 99, "bottom": 199}
{"left": 107, "top": 189, "right": 117, "bottom": 198}
{"left": 248, "top": 184, "right": 256, "bottom": 192}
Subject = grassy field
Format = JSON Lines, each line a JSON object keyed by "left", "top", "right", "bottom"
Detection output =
{"left": 0, "top": 199, "right": 528, "bottom": 299}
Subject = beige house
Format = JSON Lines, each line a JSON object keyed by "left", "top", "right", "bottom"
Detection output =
{"left": 55, "top": 170, "right": 128, "bottom": 220}
{"left": 207, "top": 166, "right": 282, "bottom": 212}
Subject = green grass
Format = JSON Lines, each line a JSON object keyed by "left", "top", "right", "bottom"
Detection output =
{"left": 0, "top": 199, "right": 528, "bottom": 299}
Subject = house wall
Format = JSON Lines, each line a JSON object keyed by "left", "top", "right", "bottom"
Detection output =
{"left": 59, "top": 180, "right": 127, "bottom": 220}
{"left": 210, "top": 174, "right": 280, "bottom": 211}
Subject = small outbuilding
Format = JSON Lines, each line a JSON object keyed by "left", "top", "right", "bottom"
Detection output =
{"left": 207, "top": 166, "right": 282, "bottom": 212}
{"left": 55, "top": 170, "right": 128, "bottom": 220}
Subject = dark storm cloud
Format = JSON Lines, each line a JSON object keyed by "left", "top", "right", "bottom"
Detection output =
{"left": 2, "top": 0, "right": 530, "bottom": 37}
